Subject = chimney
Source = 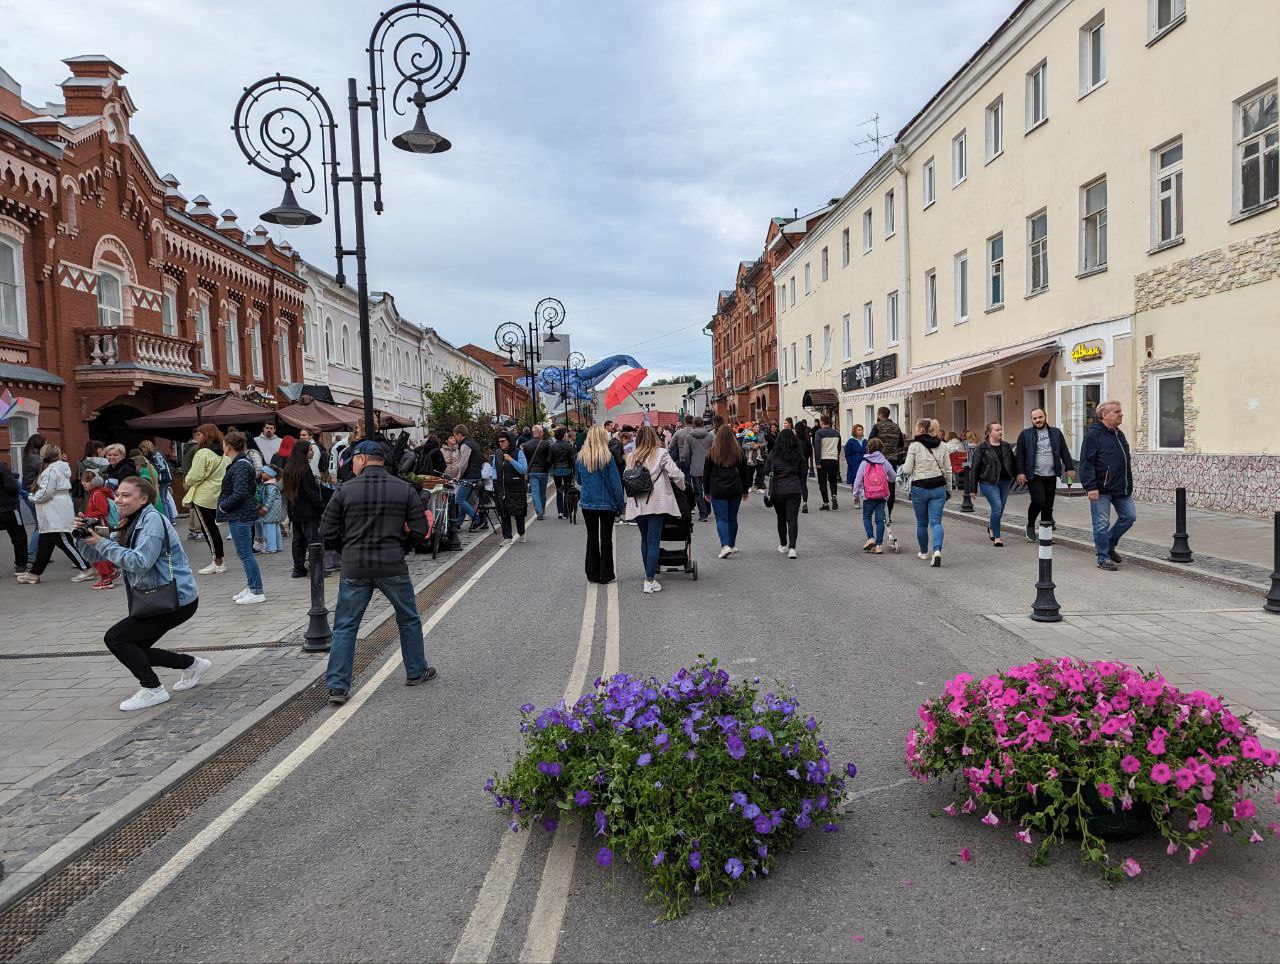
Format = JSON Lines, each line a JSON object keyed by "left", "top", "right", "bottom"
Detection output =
{"left": 161, "top": 173, "right": 187, "bottom": 212}
{"left": 59, "top": 55, "right": 128, "bottom": 119}
{"left": 246, "top": 224, "right": 269, "bottom": 247}
{"left": 188, "top": 195, "right": 217, "bottom": 229}
{"left": 216, "top": 209, "right": 242, "bottom": 242}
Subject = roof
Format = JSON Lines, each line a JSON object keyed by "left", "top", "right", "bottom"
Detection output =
{"left": 0, "top": 363, "right": 64, "bottom": 386}
{"left": 0, "top": 115, "right": 62, "bottom": 159}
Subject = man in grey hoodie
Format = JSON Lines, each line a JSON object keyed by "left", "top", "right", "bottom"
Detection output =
{"left": 685, "top": 417, "right": 714, "bottom": 521}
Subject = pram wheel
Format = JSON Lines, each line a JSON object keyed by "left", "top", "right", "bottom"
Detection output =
{"left": 690, "top": 561, "right": 698, "bottom": 580}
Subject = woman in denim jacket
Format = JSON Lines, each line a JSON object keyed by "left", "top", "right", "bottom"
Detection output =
{"left": 76, "top": 475, "right": 209, "bottom": 712}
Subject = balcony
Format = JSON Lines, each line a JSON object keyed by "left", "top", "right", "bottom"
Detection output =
{"left": 74, "top": 327, "right": 211, "bottom": 389}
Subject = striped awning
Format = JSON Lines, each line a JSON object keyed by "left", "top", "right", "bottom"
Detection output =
{"left": 907, "top": 340, "right": 1058, "bottom": 393}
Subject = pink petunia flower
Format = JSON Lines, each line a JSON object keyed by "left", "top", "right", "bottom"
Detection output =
{"left": 960, "top": 847, "right": 972, "bottom": 863}
{"left": 1120, "top": 755, "right": 1141, "bottom": 774}
{"left": 1097, "top": 782, "right": 1116, "bottom": 800}
{"left": 1234, "top": 798, "right": 1257, "bottom": 820}
{"left": 943, "top": 803, "right": 957, "bottom": 816}
{"left": 1193, "top": 803, "right": 1213, "bottom": 829}
{"left": 1015, "top": 828, "right": 1032, "bottom": 844}
{"left": 1188, "top": 844, "right": 1209, "bottom": 864}
{"left": 1122, "top": 857, "right": 1141, "bottom": 877}
{"left": 981, "top": 810, "right": 1000, "bottom": 827}
{"left": 1250, "top": 831, "right": 1264, "bottom": 844}
{"left": 1166, "top": 840, "right": 1179, "bottom": 856}
{"left": 1150, "top": 763, "right": 1173, "bottom": 785}
{"left": 1174, "top": 768, "right": 1197, "bottom": 792}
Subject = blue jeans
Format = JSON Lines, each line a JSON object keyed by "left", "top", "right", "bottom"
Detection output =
{"left": 711, "top": 496, "right": 741, "bottom": 548}
{"left": 158, "top": 482, "right": 175, "bottom": 520}
{"left": 229, "top": 521, "right": 263, "bottom": 593}
{"left": 911, "top": 484, "right": 947, "bottom": 554}
{"left": 529, "top": 472, "right": 549, "bottom": 517}
{"left": 20, "top": 489, "right": 38, "bottom": 558}
{"left": 862, "top": 497, "right": 886, "bottom": 545}
{"left": 979, "top": 480, "right": 1013, "bottom": 538}
{"left": 454, "top": 480, "right": 479, "bottom": 523}
{"left": 326, "top": 573, "right": 426, "bottom": 692}
{"left": 635, "top": 514, "right": 663, "bottom": 579}
{"left": 1090, "top": 494, "right": 1137, "bottom": 562}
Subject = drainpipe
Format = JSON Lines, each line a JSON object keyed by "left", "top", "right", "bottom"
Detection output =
{"left": 891, "top": 144, "right": 912, "bottom": 422}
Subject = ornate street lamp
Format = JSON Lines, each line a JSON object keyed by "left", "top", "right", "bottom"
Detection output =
{"left": 496, "top": 320, "right": 541, "bottom": 424}
{"left": 232, "top": 3, "right": 467, "bottom": 436}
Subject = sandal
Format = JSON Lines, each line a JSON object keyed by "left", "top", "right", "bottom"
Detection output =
{"left": 993, "top": 538, "right": 1004, "bottom": 547}
{"left": 987, "top": 526, "right": 994, "bottom": 542}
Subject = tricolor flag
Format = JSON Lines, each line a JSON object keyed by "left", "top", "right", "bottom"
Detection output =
{"left": 0, "top": 390, "right": 18, "bottom": 423}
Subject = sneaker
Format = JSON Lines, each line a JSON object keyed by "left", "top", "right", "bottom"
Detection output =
{"left": 16, "top": 572, "right": 40, "bottom": 584}
{"left": 235, "top": 592, "right": 266, "bottom": 605}
{"left": 91, "top": 579, "right": 115, "bottom": 590}
{"left": 120, "top": 686, "right": 170, "bottom": 712}
{"left": 233, "top": 588, "right": 252, "bottom": 601}
{"left": 1108, "top": 550, "right": 1123, "bottom": 564}
{"left": 777, "top": 545, "right": 788, "bottom": 554}
{"left": 801, "top": 504, "right": 809, "bottom": 514}
{"left": 718, "top": 546, "right": 732, "bottom": 559}
{"left": 863, "top": 540, "right": 877, "bottom": 553}
{"left": 643, "top": 580, "right": 657, "bottom": 594}
{"left": 328, "top": 688, "right": 350, "bottom": 705}
{"left": 1097, "top": 559, "right": 1119, "bottom": 571}
{"left": 253, "top": 541, "right": 266, "bottom": 552}
{"left": 819, "top": 504, "right": 830, "bottom": 511}
{"left": 931, "top": 551, "right": 942, "bottom": 568}
{"left": 728, "top": 546, "right": 739, "bottom": 554}
{"left": 500, "top": 538, "right": 513, "bottom": 548}
{"left": 518, "top": 534, "right": 527, "bottom": 544}
{"left": 173, "top": 656, "right": 212, "bottom": 691}
{"left": 871, "top": 546, "right": 883, "bottom": 554}
{"left": 197, "top": 561, "right": 227, "bottom": 575}
{"left": 1025, "top": 524, "right": 1037, "bottom": 543}
{"left": 787, "top": 548, "right": 797, "bottom": 559}
{"left": 291, "top": 569, "right": 308, "bottom": 578}
{"left": 651, "top": 579, "right": 662, "bottom": 592}
{"left": 70, "top": 571, "right": 96, "bottom": 582}
{"left": 993, "top": 539, "right": 1004, "bottom": 548}
{"left": 831, "top": 499, "right": 838, "bottom": 510}
{"left": 917, "top": 551, "right": 929, "bottom": 560}
{"left": 406, "top": 666, "right": 437, "bottom": 686}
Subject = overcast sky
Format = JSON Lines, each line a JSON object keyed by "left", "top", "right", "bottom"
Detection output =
{"left": 3, "top": 0, "right": 1011, "bottom": 380}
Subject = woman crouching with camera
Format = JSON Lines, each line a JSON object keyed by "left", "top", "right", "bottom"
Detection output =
{"left": 75, "top": 474, "right": 210, "bottom": 712}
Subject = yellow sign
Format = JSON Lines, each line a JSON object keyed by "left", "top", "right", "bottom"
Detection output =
{"left": 1071, "top": 340, "right": 1104, "bottom": 364}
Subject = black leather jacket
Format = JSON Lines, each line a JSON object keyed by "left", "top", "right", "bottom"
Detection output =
{"left": 969, "top": 440, "right": 1017, "bottom": 488}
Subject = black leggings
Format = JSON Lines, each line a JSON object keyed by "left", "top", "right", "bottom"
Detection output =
{"left": 1, "top": 509, "right": 27, "bottom": 570}
{"left": 499, "top": 513, "right": 526, "bottom": 539}
{"left": 105, "top": 598, "right": 199, "bottom": 689}
{"left": 291, "top": 519, "right": 319, "bottom": 570}
{"left": 886, "top": 459, "right": 902, "bottom": 521}
{"left": 193, "top": 504, "right": 224, "bottom": 560}
{"left": 30, "top": 531, "right": 88, "bottom": 575}
{"left": 583, "top": 509, "right": 616, "bottom": 583}
{"left": 773, "top": 493, "right": 801, "bottom": 549}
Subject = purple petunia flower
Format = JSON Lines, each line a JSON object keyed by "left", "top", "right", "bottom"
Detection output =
{"left": 537, "top": 762, "right": 563, "bottom": 778}
{"left": 743, "top": 802, "right": 761, "bottom": 820}
{"left": 637, "top": 752, "right": 652, "bottom": 767}
{"left": 688, "top": 850, "right": 701, "bottom": 870}
{"left": 847, "top": 762, "right": 858, "bottom": 779}
{"left": 726, "top": 733, "right": 746, "bottom": 760}
{"left": 574, "top": 790, "right": 592, "bottom": 807}
{"left": 541, "top": 817, "right": 558, "bottom": 832}
{"left": 754, "top": 814, "right": 773, "bottom": 834}
{"left": 805, "top": 716, "right": 817, "bottom": 732}
{"left": 594, "top": 809, "right": 608, "bottom": 836}
{"left": 484, "top": 777, "right": 496, "bottom": 793}
{"left": 731, "top": 791, "right": 748, "bottom": 809}
{"left": 597, "top": 847, "right": 614, "bottom": 867}
{"left": 795, "top": 813, "right": 812, "bottom": 829}
{"left": 509, "top": 820, "right": 519, "bottom": 832}
{"left": 519, "top": 703, "right": 536, "bottom": 714}
{"left": 725, "top": 857, "right": 744, "bottom": 879}
{"left": 652, "top": 851, "right": 666, "bottom": 866}
{"left": 757, "top": 844, "right": 768, "bottom": 860}
{"left": 822, "top": 822, "right": 840, "bottom": 833}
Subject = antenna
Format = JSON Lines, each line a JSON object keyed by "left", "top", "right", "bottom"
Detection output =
{"left": 852, "top": 113, "right": 889, "bottom": 158}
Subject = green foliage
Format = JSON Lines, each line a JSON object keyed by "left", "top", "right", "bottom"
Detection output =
{"left": 652, "top": 374, "right": 699, "bottom": 385}
{"left": 423, "top": 374, "right": 481, "bottom": 438}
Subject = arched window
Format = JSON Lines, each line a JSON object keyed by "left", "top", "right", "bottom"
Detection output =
{"left": 325, "top": 316, "right": 335, "bottom": 362}
{"left": 341, "top": 324, "right": 351, "bottom": 365}
{"left": 278, "top": 327, "right": 291, "bottom": 382}
{"left": 0, "top": 235, "right": 25, "bottom": 338}
{"left": 97, "top": 270, "right": 123, "bottom": 327}
{"left": 250, "top": 319, "right": 264, "bottom": 379}
{"left": 226, "top": 305, "right": 241, "bottom": 376}
{"left": 302, "top": 307, "right": 313, "bottom": 357}
{"left": 371, "top": 337, "right": 379, "bottom": 375}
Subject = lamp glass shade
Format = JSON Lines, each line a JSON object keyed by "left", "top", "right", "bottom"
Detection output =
{"left": 392, "top": 108, "right": 452, "bottom": 155}
{"left": 260, "top": 182, "right": 320, "bottom": 228}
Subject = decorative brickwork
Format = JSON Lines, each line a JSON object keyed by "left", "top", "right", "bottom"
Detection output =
{"left": 1135, "top": 228, "right": 1280, "bottom": 312}
{"left": 1135, "top": 352, "right": 1199, "bottom": 453}
{"left": 1134, "top": 452, "right": 1280, "bottom": 518}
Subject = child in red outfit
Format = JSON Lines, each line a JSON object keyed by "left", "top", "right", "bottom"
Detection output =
{"left": 81, "top": 472, "right": 120, "bottom": 589}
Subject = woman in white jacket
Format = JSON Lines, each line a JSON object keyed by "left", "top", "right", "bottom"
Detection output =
{"left": 18, "top": 444, "right": 92, "bottom": 584}
{"left": 901, "top": 419, "right": 953, "bottom": 568}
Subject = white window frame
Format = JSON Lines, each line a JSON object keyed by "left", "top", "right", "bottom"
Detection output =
{"left": 952, "top": 130, "right": 968, "bottom": 186}
{"left": 1152, "top": 137, "right": 1185, "bottom": 247}
{"left": 325, "top": 317, "right": 335, "bottom": 362}
{"left": 1079, "top": 11, "right": 1106, "bottom": 97}
{"left": 1148, "top": 0, "right": 1185, "bottom": 42}
{"left": 278, "top": 326, "right": 291, "bottom": 382}
{"left": 954, "top": 251, "right": 969, "bottom": 323}
{"left": 842, "top": 313, "right": 852, "bottom": 361}
{"left": 250, "top": 318, "right": 264, "bottom": 379}
{"left": 805, "top": 334, "right": 813, "bottom": 372}
{"left": 923, "top": 157, "right": 936, "bottom": 208}
{"left": 341, "top": 323, "right": 351, "bottom": 366}
{"left": 789, "top": 276, "right": 796, "bottom": 307}
{"left": 804, "top": 262, "right": 811, "bottom": 295}
{"left": 196, "top": 298, "right": 212, "bottom": 371}
{"left": 226, "top": 306, "right": 241, "bottom": 377}
{"left": 791, "top": 341, "right": 798, "bottom": 380}
{"left": 884, "top": 188, "right": 896, "bottom": 237}
{"left": 886, "top": 290, "right": 900, "bottom": 346}
{"left": 97, "top": 269, "right": 123, "bottom": 328}
{"left": 1234, "top": 83, "right": 1279, "bottom": 216}
{"left": 781, "top": 345, "right": 789, "bottom": 384}
{"left": 1080, "top": 176, "right": 1108, "bottom": 273}
{"left": 1026, "top": 60, "right": 1048, "bottom": 132}
{"left": 841, "top": 228, "right": 850, "bottom": 267}
{"left": 1149, "top": 369, "right": 1186, "bottom": 451}
{"left": 924, "top": 269, "right": 938, "bottom": 333}
{"left": 160, "top": 288, "right": 178, "bottom": 337}
{"left": 0, "top": 234, "right": 28, "bottom": 339}
{"left": 862, "top": 302, "right": 873, "bottom": 354}
{"left": 862, "top": 209, "right": 873, "bottom": 252}
{"left": 821, "top": 324, "right": 831, "bottom": 370}
{"left": 777, "top": 286, "right": 785, "bottom": 315}
{"left": 1027, "top": 210, "right": 1049, "bottom": 295}
{"left": 987, "top": 233, "right": 1005, "bottom": 308}
{"left": 820, "top": 246, "right": 829, "bottom": 281}
{"left": 985, "top": 96, "right": 1004, "bottom": 163}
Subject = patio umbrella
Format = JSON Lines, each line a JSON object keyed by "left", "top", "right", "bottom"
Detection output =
{"left": 604, "top": 367, "right": 648, "bottom": 410}
{"left": 276, "top": 396, "right": 362, "bottom": 432}
{"left": 125, "top": 392, "right": 276, "bottom": 431}
{"left": 341, "top": 399, "right": 416, "bottom": 429}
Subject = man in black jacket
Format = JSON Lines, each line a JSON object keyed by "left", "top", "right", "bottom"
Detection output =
{"left": 321, "top": 440, "right": 432, "bottom": 703}
{"left": 448, "top": 423, "right": 486, "bottom": 532}
{"left": 522, "top": 425, "right": 552, "bottom": 520}
{"left": 1014, "top": 408, "right": 1076, "bottom": 542}
{"left": 0, "top": 459, "right": 27, "bottom": 573}
{"left": 1078, "top": 401, "right": 1135, "bottom": 572}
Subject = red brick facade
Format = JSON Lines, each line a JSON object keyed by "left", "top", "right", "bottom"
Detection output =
{"left": 459, "top": 343, "right": 532, "bottom": 419}
{"left": 0, "top": 56, "right": 305, "bottom": 462}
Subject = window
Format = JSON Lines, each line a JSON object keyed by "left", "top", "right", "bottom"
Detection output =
{"left": 226, "top": 307, "right": 241, "bottom": 376}
{"left": 777, "top": 286, "right": 784, "bottom": 315}
{"left": 1080, "top": 13, "right": 1105, "bottom": 95}
{"left": 987, "top": 233, "right": 1005, "bottom": 307}
{"left": 1080, "top": 177, "right": 1108, "bottom": 272}
{"left": 1026, "top": 60, "right": 1048, "bottom": 130}
{"left": 196, "top": 301, "right": 212, "bottom": 370}
{"left": 862, "top": 209, "right": 872, "bottom": 252}
{"left": 160, "top": 290, "right": 178, "bottom": 337}
{"left": 1149, "top": 0, "right": 1185, "bottom": 40}
{"left": 0, "top": 237, "right": 25, "bottom": 338}
{"left": 278, "top": 329, "right": 291, "bottom": 382}
{"left": 789, "top": 276, "right": 795, "bottom": 307}
{"left": 781, "top": 346, "right": 789, "bottom": 383}
{"left": 821, "top": 324, "right": 831, "bottom": 370}
{"left": 884, "top": 189, "right": 895, "bottom": 236}
{"left": 985, "top": 392, "right": 1004, "bottom": 427}
{"left": 1153, "top": 139, "right": 1184, "bottom": 246}
{"left": 842, "top": 313, "right": 852, "bottom": 360}
{"left": 250, "top": 320, "right": 263, "bottom": 379}
{"left": 1028, "top": 210, "right": 1049, "bottom": 294}
{"left": 1237, "top": 85, "right": 1278, "bottom": 213}
{"left": 985, "top": 97, "right": 1004, "bottom": 162}
{"left": 954, "top": 251, "right": 969, "bottom": 322}
{"left": 303, "top": 308, "right": 316, "bottom": 357}
{"left": 887, "top": 291, "right": 899, "bottom": 345}
{"left": 804, "top": 262, "right": 811, "bottom": 294}
{"left": 325, "top": 317, "right": 335, "bottom": 362}
{"left": 923, "top": 157, "right": 936, "bottom": 207}
{"left": 841, "top": 228, "right": 850, "bottom": 266}
{"left": 862, "top": 302, "right": 873, "bottom": 354}
{"left": 1152, "top": 373, "right": 1185, "bottom": 449}
{"left": 952, "top": 130, "right": 967, "bottom": 186}
{"left": 790, "top": 342, "right": 797, "bottom": 380}
{"left": 97, "top": 270, "right": 123, "bottom": 327}
{"left": 820, "top": 246, "right": 829, "bottom": 281}
{"left": 952, "top": 398, "right": 968, "bottom": 436}
{"left": 924, "top": 270, "right": 937, "bottom": 332}
{"left": 805, "top": 334, "right": 813, "bottom": 372}
{"left": 341, "top": 324, "right": 351, "bottom": 365}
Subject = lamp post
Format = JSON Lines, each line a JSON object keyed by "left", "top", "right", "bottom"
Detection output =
{"left": 561, "top": 351, "right": 584, "bottom": 427}
{"left": 496, "top": 321, "right": 541, "bottom": 424}
{"left": 232, "top": 3, "right": 467, "bottom": 437}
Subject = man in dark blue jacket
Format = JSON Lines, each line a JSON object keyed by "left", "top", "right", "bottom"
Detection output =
{"left": 1077, "top": 401, "right": 1134, "bottom": 571}
{"left": 1014, "top": 408, "right": 1076, "bottom": 542}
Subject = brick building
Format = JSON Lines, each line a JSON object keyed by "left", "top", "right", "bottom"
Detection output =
{"left": 0, "top": 56, "right": 305, "bottom": 463}
{"left": 459, "top": 343, "right": 532, "bottom": 420}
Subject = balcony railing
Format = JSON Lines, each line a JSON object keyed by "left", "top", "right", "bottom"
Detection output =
{"left": 76, "top": 327, "right": 200, "bottom": 375}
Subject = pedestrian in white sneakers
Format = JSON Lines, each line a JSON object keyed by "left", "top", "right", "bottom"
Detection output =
{"left": 218, "top": 431, "right": 266, "bottom": 605}
{"left": 623, "top": 425, "right": 686, "bottom": 593}
{"left": 74, "top": 475, "right": 209, "bottom": 711}
{"left": 182, "top": 424, "right": 229, "bottom": 575}
{"left": 18, "top": 444, "right": 94, "bottom": 584}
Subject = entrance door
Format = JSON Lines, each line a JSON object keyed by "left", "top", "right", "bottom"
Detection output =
{"left": 1059, "top": 381, "right": 1101, "bottom": 460}
{"left": 1023, "top": 387, "right": 1046, "bottom": 426}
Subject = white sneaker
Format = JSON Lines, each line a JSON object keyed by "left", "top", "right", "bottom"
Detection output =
{"left": 173, "top": 656, "right": 212, "bottom": 691}
{"left": 718, "top": 546, "right": 732, "bottom": 559}
{"left": 651, "top": 579, "right": 662, "bottom": 592}
{"left": 120, "top": 686, "right": 170, "bottom": 712}
{"left": 728, "top": 546, "right": 739, "bottom": 554}
{"left": 197, "top": 561, "right": 226, "bottom": 575}
{"left": 787, "top": 548, "right": 798, "bottom": 559}
{"left": 235, "top": 592, "right": 266, "bottom": 605}
{"left": 932, "top": 551, "right": 942, "bottom": 568}
{"left": 233, "top": 588, "right": 252, "bottom": 601}
{"left": 643, "top": 580, "right": 657, "bottom": 594}
{"left": 500, "top": 538, "right": 513, "bottom": 548}
{"left": 71, "top": 571, "right": 96, "bottom": 582}
{"left": 518, "top": 534, "right": 527, "bottom": 544}
{"left": 777, "top": 545, "right": 787, "bottom": 554}
{"left": 917, "top": 552, "right": 929, "bottom": 561}
{"left": 16, "top": 572, "right": 40, "bottom": 584}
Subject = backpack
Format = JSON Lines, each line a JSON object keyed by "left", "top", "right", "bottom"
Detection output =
{"left": 863, "top": 461, "right": 890, "bottom": 500}
{"left": 622, "top": 465, "right": 654, "bottom": 501}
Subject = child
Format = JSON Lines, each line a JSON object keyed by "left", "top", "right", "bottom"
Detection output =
{"left": 852, "top": 438, "right": 897, "bottom": 555}
{"left": 258, "top": 466, "right": 285, "bottom": 553}
{"left": 480, "top": 452, "right": 496, "bottom": 493}
{"left": 81, "top": 473, "right": 120, "bottom": 589}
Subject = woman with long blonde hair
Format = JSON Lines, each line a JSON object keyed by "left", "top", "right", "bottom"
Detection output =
{"left": 576, "top": 426, "right": 624, "bottom": 583}
{"left": 623, "top": 425, "right": 685, "bottom": 593}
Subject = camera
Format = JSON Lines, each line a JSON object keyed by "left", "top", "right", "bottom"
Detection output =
{"left": 72, "top": 517, "right": 104, "bottom": 539}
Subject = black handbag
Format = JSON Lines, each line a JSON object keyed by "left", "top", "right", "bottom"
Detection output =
{"left": 129, "top": 515, "right": 180, "bottom": 619}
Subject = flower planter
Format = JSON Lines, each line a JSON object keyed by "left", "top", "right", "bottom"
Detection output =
{"left": 1007, "top": 780, "right": 1156, "bottom": 842}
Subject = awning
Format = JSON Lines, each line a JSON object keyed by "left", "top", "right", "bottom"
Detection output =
{"left": 908, "top": 340, "right": 1058, "bottom": 393}
{"left": 125, "top": 392, "right": 276, "bottom": 430}
{"left": 842, "top": 364, "right": 943, "bottom": 401}
{"left": 753, "top": 369, "right": 778, "bottom": 387}
{"left": 801, "top": 388, "right": 839, "bottom": 408}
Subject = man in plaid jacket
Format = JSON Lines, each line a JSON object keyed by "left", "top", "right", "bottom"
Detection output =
{"left": 320, "top": 440, "right": 433, "bottom": 703}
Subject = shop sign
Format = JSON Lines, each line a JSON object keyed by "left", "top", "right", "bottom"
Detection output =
{"left": 842, "top": 353, "right": 899, "bottom": 392}
{"left": 1071, "top": 339, "right": 1104, "bottom": 365}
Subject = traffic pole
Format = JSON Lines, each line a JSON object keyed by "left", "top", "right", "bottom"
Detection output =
{"left": 1169, "top": 486, "right": 1194, "bottom": 563}
{"left": 303, "top": 541, "right": 332, "bottom": 652}
{"left": 1030, "top": 523, "right": 1062, "bottom": 622}
{"left": 1265, "top": 512, "right": 1280, "bottom": 615}
{"left": 959, "top": 464, "right": 975, "bottom": 513}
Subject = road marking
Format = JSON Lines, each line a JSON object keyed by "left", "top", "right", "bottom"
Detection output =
{"left": 61, "top": 539, "right": 515, "bottom": 964}
{"left": 1254, "top": 717, "right": 1280, "bottom": 741}
{"left": 452, "top": 578, "right": 601, "bottom": 964}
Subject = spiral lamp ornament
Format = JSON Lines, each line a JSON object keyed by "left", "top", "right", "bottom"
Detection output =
{"left": 536, "top": 297, "right": 566, "bottom": 342}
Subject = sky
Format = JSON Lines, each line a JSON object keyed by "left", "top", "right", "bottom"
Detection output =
{"left": 2, "top": 0, "right": 1013, "bottom": 382}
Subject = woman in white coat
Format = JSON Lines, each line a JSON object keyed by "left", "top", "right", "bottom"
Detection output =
{"left": 18, "top": 444, "right": 92, "bottom": 584}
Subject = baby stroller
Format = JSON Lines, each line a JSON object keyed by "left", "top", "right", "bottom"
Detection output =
{"left": 657, "top": 483, "right": 698, "bottom": 580}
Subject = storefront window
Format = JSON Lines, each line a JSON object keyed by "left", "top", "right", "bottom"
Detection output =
{"left": 1155, "top": 374, "right": 1185, "bottom": 449}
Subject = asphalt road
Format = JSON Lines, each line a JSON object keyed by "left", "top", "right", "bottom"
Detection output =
{"left": 19, "top": 492, "right": 1280, "bottom": 963}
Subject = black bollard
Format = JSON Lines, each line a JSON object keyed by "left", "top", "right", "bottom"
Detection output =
{"left": 1169, "top": 487, "right": 1193, "bottom": 563}
{"left": 303, "top": 541, "right": 332, "bottom": 652}
{"left": 959, "top": 465, "right": 975, "bottom": 513}
{"left": 1265, "top": 512, "right": 1280, "bottom": 615}
{"left": 1030, "top": 523, "right": 1062, "bottom": 622}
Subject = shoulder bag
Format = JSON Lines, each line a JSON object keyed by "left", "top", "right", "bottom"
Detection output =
{"left": 129, "top": 513, "right": 180, "bottom": 618}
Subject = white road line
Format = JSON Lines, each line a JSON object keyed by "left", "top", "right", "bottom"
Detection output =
{"left": 452, "top": 579, "right": 601, "bottom": 964}
{"left": 1254, "top": 717, "right": 1280, "bottom": 741}
{"left": 61, "top": 540, "right": 515, "bottom": 964}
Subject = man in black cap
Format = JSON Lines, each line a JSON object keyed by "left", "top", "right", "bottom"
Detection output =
{"left": 320, "top": 439, "right": 433, "bottom": 703}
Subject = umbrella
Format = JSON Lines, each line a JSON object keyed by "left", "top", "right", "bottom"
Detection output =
{"left": 125, "top": 392, "right": 276, "bottom": 431}
{"left": 341, "top": 399, "right": 416, "bottom": 429}
{"left": 277, "top": 396, "right": 362, "bottom": 432}
{"left": 604, "top": 367, "right": 648, "bottom": 410}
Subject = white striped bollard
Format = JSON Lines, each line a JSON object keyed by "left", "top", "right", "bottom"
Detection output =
{"left": 1030, "top": 523, "right": 1062, "bottom": 622}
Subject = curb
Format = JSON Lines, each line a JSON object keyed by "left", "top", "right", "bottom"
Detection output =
{"left": 0, "top": 532, "right": 497, "bottom": 914}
